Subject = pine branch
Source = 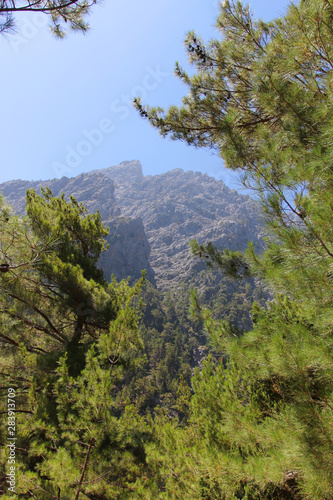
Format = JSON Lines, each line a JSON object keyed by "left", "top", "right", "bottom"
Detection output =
{"left": 74, "top": 437, "right": 95, "bottom": 500}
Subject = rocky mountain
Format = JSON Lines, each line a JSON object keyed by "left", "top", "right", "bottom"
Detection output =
{"left": 86, "top": 160, "right": 264, "bottom": 291}
{"left": 0, "top": 169, "right": 155, "bottom": 284}
{"left": 0, "top": 160, "right": 264, "bottom": 294}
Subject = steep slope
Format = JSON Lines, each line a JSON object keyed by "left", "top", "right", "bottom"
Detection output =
{"left": 0, "top": 171, "right": 155, "bottom": 285}
{"left": 0, "top": 172, "right": 118, "bottom": 220}
{"left": 89, "top": 160, "right": 264, "bottom": 291}
{"left": 0, "top": 160, "right": 264, "bottom": 300}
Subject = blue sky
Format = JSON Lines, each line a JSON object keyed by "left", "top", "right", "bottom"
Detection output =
{"left": 0, "top": 0, "right": 291, "bottom": 190}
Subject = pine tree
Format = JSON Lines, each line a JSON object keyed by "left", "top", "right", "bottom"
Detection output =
{"left": 0, "top": 189, "right": 154, "bottom": 498}
{"left": 134, "top": 1, "right": 333, "bottom": 497}
{"left": 135, "top": 0, "right": 333, "bottom": 315}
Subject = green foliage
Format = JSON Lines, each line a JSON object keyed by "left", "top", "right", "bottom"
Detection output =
{"left": 133, "top": 1, "right": 333, "bottom": 497}
{"left": 188, "top": 267, "right": 266, "bottom": 332}
{"left": 3, "top": 1, "right": 333, "bottom": 496}
{"left": 190, "top": 240, "right": 251, "bottom": 280}
{"left": 0, "top": 190, "right": 154, "bottom": 497}
{"left": 115, "top": 282, "right": 204, "bottom": 417}
{"left": 143, "top": 296, "right": 333, "bottom": 499}
{"left": 0, "top": 188, "right": 121, "bottom": 368}
{"left": 136, "top": 0, "right": 333, "bottom": 319}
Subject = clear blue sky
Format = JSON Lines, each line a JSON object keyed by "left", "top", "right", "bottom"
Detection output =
{"left": 0, "top": 0, "right": 291, "bottom": 190}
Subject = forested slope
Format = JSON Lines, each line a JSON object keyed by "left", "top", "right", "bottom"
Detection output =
{"left": 0, "top": 162, "right": 265, "bottom": 330}
{"left": 2, "top": 0, "right": 333, "bottom": 498}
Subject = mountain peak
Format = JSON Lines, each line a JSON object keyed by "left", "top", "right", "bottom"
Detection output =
{"left": 88, "top": 160, "right": 144, "bottom": 186}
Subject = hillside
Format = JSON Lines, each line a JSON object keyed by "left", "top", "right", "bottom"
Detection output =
{"left": 0, "top": 160, "right": 264, "bottom": 290}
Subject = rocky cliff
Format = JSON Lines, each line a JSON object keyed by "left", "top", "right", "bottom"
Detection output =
{"left": 0, "top": 168, "right": 155, "bottom": 285}
{"left": 0, "top": 160, "right": 264, "bottom": 293}
{"left": 86, "top": 160, "right": 264, "bottom": 291}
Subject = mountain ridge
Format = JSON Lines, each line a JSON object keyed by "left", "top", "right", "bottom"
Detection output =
{"left": 0, "top": 160, "right": 264, "bottom": 293}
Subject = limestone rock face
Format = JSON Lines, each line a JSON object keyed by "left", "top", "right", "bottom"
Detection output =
{"left": 0, "top": 172, "right": 119, "bottom": 220}
{"left": 0, "top": 160, "right": 263, "bottom": 291}
{"left": 88, "top": 160, "right": 144, "bottom": 187}
{"left": 0, "top": 168, "right": 155, "bottom": 285}
{"left": 99, "top": 217, "right": 155, "bottom": 284}
{"left": 101, "top": 162, "right": 264, "bottom": 291}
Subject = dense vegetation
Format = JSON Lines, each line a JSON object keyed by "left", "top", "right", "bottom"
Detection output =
{"left": 2, "top": 0, "right": 333, "bottom": 498}
{"left": 135, "top": 0, "right": 333, "bottom": 496}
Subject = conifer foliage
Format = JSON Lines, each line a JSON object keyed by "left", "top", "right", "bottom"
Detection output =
{"left": 134, "top": 1, "right": 333, "bottom": 498}
{"left": 0, "top": 0, "right": 98, "bottom": 37}
{"left": 0, "top": 189, "right": 150, "bottom": 498}
{"left": 2, "top": 0, "right": 333, "bottom": 497}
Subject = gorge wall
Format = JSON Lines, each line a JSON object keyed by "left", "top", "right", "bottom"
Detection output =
{"left": 0, "top": 160, "right": 264, "bottom": 294}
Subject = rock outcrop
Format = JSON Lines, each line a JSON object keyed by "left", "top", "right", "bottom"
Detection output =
{"left": 99, "top": 216, "right": 154, "bottom": 283}
{"left": 0, "top": 172, "right": 119, "bottom": 220}
{"left": 0, "top": 160, "right": 263, "bottom": 292}
{"left": 0, "top": 168, "right": 155, "bottom": 285}
{"left": 93, "top": 161, "right": 264, "bottom": 291}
